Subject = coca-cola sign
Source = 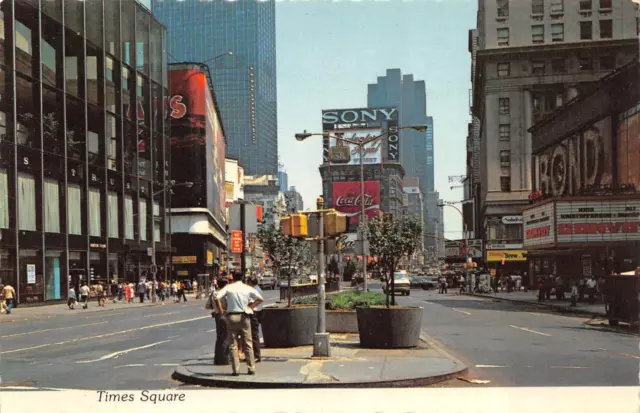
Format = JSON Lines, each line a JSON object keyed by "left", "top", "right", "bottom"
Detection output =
{"left": 332, "top": 181, "right": 381, "bottom": 225}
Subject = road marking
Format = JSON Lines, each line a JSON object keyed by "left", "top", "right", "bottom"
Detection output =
{"left": 475, "top": 364, "right": 506, "bottom": 368}
{"left": 115, "top": 364, "right": 146, "bottom": 368}
{"left": 452, "top": 309, "right": 472, "bottom": 316}
{"left": 0, "top": 315, "right": 209, "bottom": 355}
{"left": 75, "top": 340, "right": 171, "bottom": 363}
{"left": 143, "top": 311, "right": 179, "bottom": 318}
{"left": 509, "top": 325, "right": 551, "bottom": 337}
{"left": 206, "top": 329, "right": 216, "bottom": 332}
{"left": 621, "top": 353, "right": 640, "bottom": 359}
{"left": 550, "top": 366, "right": 589, "bottom": 369}
{"left": 525, "top": 312, "right": 542, "bottom": 316}
{"left": 0, "top": 321, "right": 108, "bottom": 338}
{"left": 157, "top": 363, "right": 179, "bottom": 366}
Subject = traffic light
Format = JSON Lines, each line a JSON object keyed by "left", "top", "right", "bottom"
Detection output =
{"left": 281, "top": 216, "right": 292, "bottom": 236}
{"left": 280, "top": 214, "right": 308, "bottom": 238}
{"left": 324, "top": 209, "right": 348, "bottom": 236}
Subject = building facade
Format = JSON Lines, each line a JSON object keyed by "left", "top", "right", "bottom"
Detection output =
{"left": 224, "top": 158, "right": 245, "bottom": 205}
{"left": 277, "top": 170, "right": 288, "bottom": 193}
{"left": 403, "top": 177, "right": 425, "bottom": 252}
{"left": 0, "top": 0, "right": 170, "bottom": 304}
{"left": 285, "top": 186, "right": 304, "bottom": 213}
{"left": 152, "top": 0, "right": 278, "bottom": 176}
{"left": 243, "top": 175, "right": 287, "bottom": 225}
{"left": 472, "top": 0, "right": 639, "bottom": 266}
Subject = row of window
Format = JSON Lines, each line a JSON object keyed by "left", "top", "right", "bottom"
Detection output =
{"left": 496, "top": 55, "right": 614, "bottom": 77}
{"left": 0, "top": 170, "right": 162, "bottom": 241}
{"left": 497, "top": 20, "right": 613, "bottom": 46}
{"left": 497, "top": 0, "right": 613, "bottom": 17}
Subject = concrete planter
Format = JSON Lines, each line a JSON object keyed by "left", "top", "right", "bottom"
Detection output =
{"left": 326, "top": 310, "right": 358, "bottom": 333}
{"left": 356, "top": 306, "right": 423, "bottom": 349}
{"left": 261, "top": 305, "right": 317, "bottom": 348}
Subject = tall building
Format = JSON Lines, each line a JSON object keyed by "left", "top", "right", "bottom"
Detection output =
{"left": 425, "top": 116, "right": 435, "bottom": 192}
{"left": 152, "top": 0, "right": 278, "bottom": 175}
{"left": 0, "top": 0, "right": 170, "bottom": 304}
{"left": 285, "top": 186, "right": 304, "bottom": 213}
{"left": 277, "top": 170, "right": 288, "bottom": 193}
{"left": 471, "top": 0, "right": 639, "bottom": 259}
{"left": 403, "top": 177, "right": 425, "bottom": 252}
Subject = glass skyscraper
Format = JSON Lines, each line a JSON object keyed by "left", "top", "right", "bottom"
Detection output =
{"left": 152, "top": 0, "right": 278, "bottom": 176}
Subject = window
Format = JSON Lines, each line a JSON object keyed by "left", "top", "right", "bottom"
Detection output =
{"left": 121, "top": 0, "right": 136, "bottom": 67}
{"left": 497, "top": 28, "right": 509, "bottom": 46}
{"left": 107, "top": 115, "right": 118, "bottom": 171}
{"left": 500, "top": 176, "right": 511, "bottom": 192}
{"left": 88, "top": 107, "right": 103, "bottom": 165}
{"left": 86, "top": 45, "right": 103, "bottom": 106}
{"left": 85, "top": 0, "right": 103, "bottom": 48}
{"left": 44, "top": 179, "right": 60, "bottom": 233}
{"left": 600, "top": 20, "right": 612, "bottom": 39}
{"left": 551, "top": 58, "right": 566, "bottom": 73}
{"left": 500, "top": 150, "right": 511, "bottom": 165}
{"left": 41, "top": 15, "right": 63, "bottom": 89}
{"left": 136, "top": 8, "right": 150, "bottom": 75}
{"left": 18, "top": 173, "right": 36, "bottom": 231}
{"left": 15, "top": 4, "right": 38, "bottom": 79}
{"left": 497, "top": 62, "right": 510, "bottom": 77}
{"left": 551, "top": 24, "right": 564, "bottom": 42}
{"left": 108, "top": 192, "right": 119, "bottom": 238}
{"left": 580, "top": 21, "right": 593, "bottom": 40}
{"left": 579, "top": 57, "right": 593, "bottom": 71}
{"left": 499, "top": 124, "right": 510, "bottom": 141}
{"left": 106, "top": 57, "right": 118, "bottom": 114}
{"left": 139, "top": 199, "right": 147, "bottom": 241}
{"left": 497, "top": 0, "right": 509, "bottom": 17}
{"left": 580, "top": 0, "right": 592, "bottom": 10}
{"left": 124, "top": 195, "right": 134, "bottom": 239}
{"left": 532, "top": 25, "right": 544, "bottom": 43}
{"left": 65, "top": 31, "right": 85, "bottom": 99}
{"left": 599, "top": 55, "right": 615, "bottom": 71}
{"left": 63, "top": 0, "right": 83, "bottom": 34}
{"left": 532, "top": 60, "right": 546, "bottom": 75}
{"left": 531, "top": 0, "right": 544, "bottom": 15}
{"left": 67, "top": 184, "right": 82, "bottom": 235}
{"left": 0, "top": 169, "right": 8, "bottom": 229}
{"left": 16, "top": 74, "right": 38, "bottom": 148}
{"left": 153, "top": 201, "right": 160, "bottom": 242}
{"left": 499, "top": 98, "right": 510, "bottom": 114}
{"left": 105, "top": 0, "right": 120, "bottom": 57}
{"left": 66, "top": 97, "right": 85, "bottom": 160}
{"left": 89, "top": 188, "right": 101, "bottom": 237}
{"left": 599, "top": 0, "right": 612, "bottom": 9}
{"left": 550, "top": 0, "right": 564, "bottom": 13}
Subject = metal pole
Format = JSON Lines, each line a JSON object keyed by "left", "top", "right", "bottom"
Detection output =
{"left": 313, "top": 199, "right": 330, "bottom": 357}
{"left": 151, "top": 235, "right": 157, "bottom": 303}
{"left": 360, "top": 143, "right": 368, "bottom": 292}
{"left": 240, "top": 202, "right": 247, "bottom": 277}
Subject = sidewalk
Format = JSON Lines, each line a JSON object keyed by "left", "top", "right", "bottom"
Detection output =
{"left": 467, "top": 290, "right": 606, "bottom": 317}
{"left": 0, "top": 294, "right": 197, "bottom": 323}
{"left": 172, "top": 333, "right": 468, "bottom": 388}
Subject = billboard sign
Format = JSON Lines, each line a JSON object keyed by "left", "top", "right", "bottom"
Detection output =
{"left": 556, "top": 199, "right": 640, "bottom": 243}
{"left": 523, "top": 202, "right": 555, "bottom": 247}
{"left": 387, "top": 120, "right": 400, "bottom": 162}
{"left": 332, "top": 181, "right": 381, "bottom": 225}
{"left": 322, "top": 108, "right": 398, "bottom": 126}
{"left": 445, "top": 241, "right": 462, "bottom": 259}
{"left": 230, "top": 231, "right": 243, "bottom": 254}
{"left": 327, "top": 129, "right": 382, "bottom": 165}
{"left": 486, "top": 250, "right": 527, "bottom": 262}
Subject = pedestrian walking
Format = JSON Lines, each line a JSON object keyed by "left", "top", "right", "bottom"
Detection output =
{"left": 110, "top": 281, "right": 118, "bottom": 303}
{"left": 570, "top": 281, "right": 578, "bottom": 307}
{"left": 137, "top": 280, "right": 147, "bottom": 303}
{"left": 96, "top": 282, "right": 105, "bottom": 307}
{"left": 79, "top": 283, "right": 90, "bottom": 309}
{"left": 2, "top": 283, "right": 16, "bottom": 315}
{"left": 214, "top": 271, "right": 264, "bottom": 376}
{"left": 68, "top": 286, "right": 77, "bottom": 310}
{"left": 246, "top": 278, "right": 264, "bottom": 362}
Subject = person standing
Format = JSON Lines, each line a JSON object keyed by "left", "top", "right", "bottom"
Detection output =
{"left": 110, "top": 281, "right": 119, "bottom": 303}
{"left": 215, "top": 272, "right": 264, "bottom": 376}
{"left": 96, "top": 282, "right": 105, "bottom": 307}
{"left": 68, "top": 286, "right": 77, "bottom": 310}
{"left": 2, "top": 283, "right": 16, "bottom": 314}
{"left": 246, "top": 278, "right": 264, "bottom": 362}
{"left": 79, "top": 282, "right": 90, "bottom": 309}
{"left": 137, "top": 280, "right": 147, "bottom": 303}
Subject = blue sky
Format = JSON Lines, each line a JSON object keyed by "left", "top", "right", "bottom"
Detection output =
{"left": 275, "top": 0, "right": 476, "bottom": 240}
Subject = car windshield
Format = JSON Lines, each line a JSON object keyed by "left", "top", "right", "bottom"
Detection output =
{"left": 395, "top": 273, "right": 408, "bottom": 280}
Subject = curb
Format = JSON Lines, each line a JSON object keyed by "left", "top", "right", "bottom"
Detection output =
{"left": 172, "top": 333, "right": 468, "bottom": 388}
{"left": 464, "top": 293, "right": 606, "bottom": 318}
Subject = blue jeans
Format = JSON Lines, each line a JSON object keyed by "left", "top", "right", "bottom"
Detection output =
{"left": 6, "top": 298, "right": 14, "bottom": 313}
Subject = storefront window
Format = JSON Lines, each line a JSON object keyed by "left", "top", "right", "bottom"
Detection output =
{"left": 124, "top": 195, "right": 134, "bottom": 239}
{"left": 44, "top": 178, "right": 61, "bottom": 233}
{"left": 89, "top": 252, "right": 104, "bottom": 285}
{"left": 18, "top": 172, "right": 36, "bottom": 231}
{"left": 136, "top": 8, "right": 150, "bottom": 75}
{"left": 67, "top": 183, "right": 82, "bottom": 235}
{"left": 89, "top": 187, "right": 102, "bottom": 237}
{"left": 45, "top": 251, "right": 62, "bottom": 300}
{"left": 0, "top": 168, "right": 8, "bottom": 229}
{"left": 19, "top": 249, "right": 43, "bottom": 304}
{"left": 68, "top": 251, "right": 86, "bottom": 290}
{"left": 0, "top": 249, "right": 16, "bottom": 289}
{"left": 108, "top": 192, "right": 119, "bottom": 238}
{"left": 139, "top": 198, "right": 147, "bottom": 241}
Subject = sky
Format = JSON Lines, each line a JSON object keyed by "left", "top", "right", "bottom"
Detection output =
{"left": 275, "top": 0, "right": 476, "bottom": 240}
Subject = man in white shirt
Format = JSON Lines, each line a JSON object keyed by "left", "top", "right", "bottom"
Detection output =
{"left": 215, "top": 272, "right": 264, "bottom": 376}
{"left": 247, "top": 278, "right": 265, "bottom": 362}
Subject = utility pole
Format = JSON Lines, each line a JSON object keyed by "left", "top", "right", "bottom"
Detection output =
{"left": 359, "top": 143, "right": 368, "bottom": 292}
{"left": 313, "top": 196, "right": 330, "bottom": 357}
{"left": 240, "top": 201, "right": 247, "bottom": 277}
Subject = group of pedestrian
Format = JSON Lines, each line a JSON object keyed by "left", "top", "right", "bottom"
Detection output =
{"left": 537, "top": 274, "right": 600, "bottom": 307}
{"left": 207, "top": 271, "right": 264, "bottom": 376}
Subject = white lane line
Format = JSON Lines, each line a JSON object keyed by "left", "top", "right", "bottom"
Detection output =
{"left": 156, "top": 363, "right": 179, "bottom": 366}
{"left": 549, "top": 366, "right": 589, "bottom": 369}
{"left": 621, "top": 353, "right": 640, "bottom": 359}
{"left": 509, "top": 325, "right": 551, "bottom": 337}
{"left": 0, "top": 321, "right": 108, "bottom": 338}
{"left": 525, "top": 312, "right": 542, "bottom": 316}
{"left": 475, "top": 364, "right": 507, "bottom": 368}
{"left": 143, "top": 311, "right": 179, "bottom": 318}
{"left": 0, "top": 315, "right": 209, "bottom": 355}
{"left": 115, "top": 364, "right": 147, "bottom": 368}
{"left": 452, "top": 308, "right": 472, "bottom": 316}
{"left": 206, "top": 329, "right": 216, "bottom": 332}
{"left": 75, "top": 340, "right": 171, "bottom": 364}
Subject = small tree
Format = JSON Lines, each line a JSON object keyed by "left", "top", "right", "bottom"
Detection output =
{"left": 365, "top": 214, "right": 422, "bottom": 307}
{"left": 257, "top": 222, "right": 307, "bottom": 306}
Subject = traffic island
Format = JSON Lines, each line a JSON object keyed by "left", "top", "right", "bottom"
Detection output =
{"left": 172, "top": 333, "right": 468, "bottom": 388}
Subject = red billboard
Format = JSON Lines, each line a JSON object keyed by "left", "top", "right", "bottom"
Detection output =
{"left": 332, "top": 181, "right": 381, "bottom": 225}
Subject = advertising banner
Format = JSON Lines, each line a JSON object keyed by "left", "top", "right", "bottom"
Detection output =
{"left": 523, "top": 202, "right": 555, "bottom": 247}
{"left": 444, "top": 241, "right": 462, "bottom": 259}
{"left": 327, "top": 129, "right": 382, "bottom": 165}
{"left": 332, "top": 181, "right": 381, "bottom": 225}
{"left": 556, "top": 199, "right": 640, "bottom": 243}
{"left": 230, "top": 231, "right": 243, "bottom": 254}
{"left": 486, "top": 250, "right": 527, "bottom": 262}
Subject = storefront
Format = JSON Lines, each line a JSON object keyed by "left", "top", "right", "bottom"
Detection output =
{"left": 485, "top": 248, "right": 528, "bottom": 281}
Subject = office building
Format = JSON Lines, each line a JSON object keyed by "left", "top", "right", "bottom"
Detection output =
{"left": 243, "top": 175, "right": 287, "bottom": 225}
{"left": 0, "top": 0, "right": 169, "bottom": 304}
{"left": 403, "top": 177, "right": 425, "bottom": 252}
{"left": 425, "top": 116, "right": 434, "bottom": 192}
{"left": 471, "top": 0, "right": 639, "bottom": 262}
{"left": 277, "top": 170, "right": 288, "bottom": 193}
{"left": 152, "top": 0, "right": 278, "bottom": 175}
{"left": 285, "top": 186, "right": 304, "bottom": 213}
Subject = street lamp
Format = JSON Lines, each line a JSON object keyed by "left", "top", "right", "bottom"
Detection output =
{"left": 202, "top": 51, "right": 233, "bottom": 65}
{"left": 151, "top": 181, "right": 193, "bottom": 303}
{"left": 295, "top": 124, "right": 428, "bottom": 292}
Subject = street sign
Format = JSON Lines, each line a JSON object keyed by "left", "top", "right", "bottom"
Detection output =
{"left": 230, "top": 230, "right": 243, "bottom": 253}
{"left": 147, "top": 247, "right": 153, "bottom": 257}
{"left": 150, "top": 264, "right": 158, "bottom": 274}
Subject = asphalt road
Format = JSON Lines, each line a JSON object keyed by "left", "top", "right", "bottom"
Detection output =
{"left": 391, "top": 285, "right": 639, "bottom": 387}
{"left": 0, "top": 284, "right": 637, "bottom": 389}
{"left": 0, "top": 289, "right": 280, "bottom": 390}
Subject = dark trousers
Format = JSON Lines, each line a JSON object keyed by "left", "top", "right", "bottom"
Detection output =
{"left": 251, "top": 311, "right": 263, "bottom": 361}
{"left": 214, "top": 313, "right": 230, "bottom": 365}
{"left": 139, "top": 293, "right": 144, "bottom": 303}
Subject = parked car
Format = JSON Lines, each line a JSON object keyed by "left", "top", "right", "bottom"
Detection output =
{"left": 382, "top": 271, "right": 411, "bottom": 296}
{"left": 259, "top": 276, "right": 277, "bottom": 290}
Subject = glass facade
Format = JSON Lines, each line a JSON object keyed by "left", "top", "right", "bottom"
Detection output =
{"left": 0, "top": 0, "right": 171, "bottom": 304}
{"left": 152, "top": 0, "right": 278, "bottom": 176}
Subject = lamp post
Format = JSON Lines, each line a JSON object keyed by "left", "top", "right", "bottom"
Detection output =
{"left": 313, "top": 196, "right": 329, "bottom": 357}
{"left": 152, "top": 181, "right": 193, "bottom": 303}
{"left": 295, "top": 124, "right": 428, "bottom": 292}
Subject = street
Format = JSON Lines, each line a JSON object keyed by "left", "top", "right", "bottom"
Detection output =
{"left": 0, "top": 285, "right": 637, "bottom": 389}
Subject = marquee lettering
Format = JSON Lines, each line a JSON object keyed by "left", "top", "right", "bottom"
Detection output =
{"left": 322, "top": 108, "right": 397, "bottom": 124}
{"left": 558, "top": 222, "right": 640, "bottom": 235}
{"left": 169, "top": 95, "right": 187, "bottom": 119}
{"left": 525, "top": 226, "right": 550, "bottom": 239}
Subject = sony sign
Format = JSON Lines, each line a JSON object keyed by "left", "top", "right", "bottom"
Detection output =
{"left": 387, "top": 120, "right": 399, "bottom": 162}
{"left": 322, "top": 108, "right": 398, "bottom": 125}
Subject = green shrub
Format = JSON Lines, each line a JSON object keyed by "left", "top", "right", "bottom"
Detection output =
{"left": 292, "top": 291, "right": 386, "bottom": 310}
